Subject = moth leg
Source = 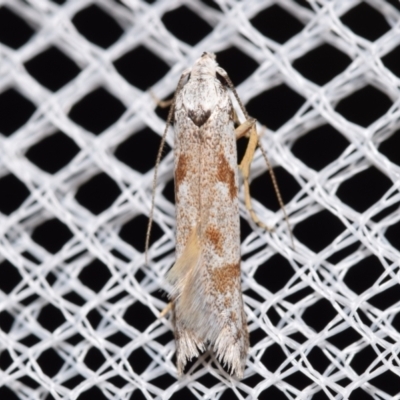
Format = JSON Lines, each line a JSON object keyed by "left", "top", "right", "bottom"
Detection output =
{"left": 235, "top": 118, "right": 255, "bottom": 140}
{"left": 237, "top": 121, "right": 273, "bottom": 231}
{"left": 160, "top": 302, "right": 173, "bottom": 318}
{"left": 150, "top": 91, "right": 173, "bottom": 108}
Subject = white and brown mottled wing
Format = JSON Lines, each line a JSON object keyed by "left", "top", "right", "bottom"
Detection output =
{"left": 166, "top": 53, "right": 249, "bottom": 378}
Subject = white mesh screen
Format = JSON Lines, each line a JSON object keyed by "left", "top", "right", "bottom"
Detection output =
{"left": 1, "top": 0, "right": 400, "bottom": 399}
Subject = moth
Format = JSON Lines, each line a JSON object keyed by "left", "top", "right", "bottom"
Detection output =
{"left": 147, "top": 52, "right": 290, "bottom": 379}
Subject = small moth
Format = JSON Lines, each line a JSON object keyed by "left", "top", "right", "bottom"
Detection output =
{"left": 147, "top": 52, "right": 290, "bottom": 379}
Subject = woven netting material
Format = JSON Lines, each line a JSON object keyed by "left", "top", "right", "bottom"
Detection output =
{"left": 1, "top": 0, "right": 400, "bottom": 399}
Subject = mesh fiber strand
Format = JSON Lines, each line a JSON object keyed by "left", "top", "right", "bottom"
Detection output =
{"left": 1, "top": 0, "right": 400, "bottom": 399}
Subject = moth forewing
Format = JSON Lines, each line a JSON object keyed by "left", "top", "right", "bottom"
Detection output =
{"left": 163, "top": 52, "right": 250, "bottom": 378}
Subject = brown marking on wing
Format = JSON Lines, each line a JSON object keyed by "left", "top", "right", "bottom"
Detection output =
{"left": 205, "top": 225, "right": 223, "bottom": 254}
{"left": 188, "top": 109, "right": 211, "bottom": 127}
{"left": 230, "top": 311, "right": 237, "bottom": 323}
{"left": 176, "top": 154, "right": 188, "bottom": 190}
{"left": 217, "top": 153, "right": 237, "bottom": 200}
{"left": 209, "top": 263, "right": 240, "bottom": 293}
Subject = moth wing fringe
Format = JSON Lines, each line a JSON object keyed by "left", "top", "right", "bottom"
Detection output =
{"left": 167, "top": 227, "right": 247, "bottom": 378}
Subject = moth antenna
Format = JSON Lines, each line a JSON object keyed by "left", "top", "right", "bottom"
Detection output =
{"left": 257, "top": 137, "right": 295, "bottom": 249}
{"left": 145, "top": 72, "right": 189, "bottom": 264}
{"left": 216, "top": 67, "right": 249, "bottom": 120}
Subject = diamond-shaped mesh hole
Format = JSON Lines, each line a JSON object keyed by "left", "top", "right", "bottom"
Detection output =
{"left": 293, "top": 44, "right": 352, "bottom": 86}
{"left": 153, "top": 329, "right": 174, "bottom": 347}
{"left": 294, "top": 210, "right": 345, "bottom": 253}
{"left": 292, "top": 125, "right": 349, "bottom": 171}
{"left": 254, "top": 254, "right": 294, "bottom": 293}
{"left": 78, "top": 259, "right": 111, "bottom": 293}
{"left": 249, "top": 327, "right": 267, "bottom": 348}
{"left": 250, "top": 167, "right": 300, "bottom": 213}
{"left": 337, "top": 167, "right": 392, "bottom": 213}
{"left": 62, "top": 374, "right": 85, "bottom": 390}
{"left": 242, "top": 374, "right": 265, "bottom": 388}
{"left": 129, "top": 390, "right": 147, "bottom": 400}
{"left": 336, "top": 85, "right": 392, "bottom": 128}
{"left": 68, "top": 87, "right": 126, "bottom": 135}
{"left": 19, "top": 334, "right": 41, "bottom": 347}
{"left": 378, "top": 129, "right": 400, "bottom": 166}
{"left": 0, "top": 174, "right": 30, "bottom": 215}
{"left": 37, "top": 349, "right": 64, "bottom": 377}
{"left": 349, "top": 388, "right": 374, "bottom": 400}
{"left": 259, "top": 386, "right": 288, "bottom": 400}
{"left": 1, "top": 350, "right": 13, "bottom": 371}
{"left": 0, "top": 6, "right": 35, "bottom": 49}
{"left": 284, "top": 284, "right": 314, "bottom": 304}
{"left": 38, "top": 304, "right": 66, "bottom": 332}
{"left": 385, "top": 221, "right": 400, "bottom": 250}
{"left": 266, "top": 307, "right": 281, "bottom": 327}
{"left": 119, "top": 215, "right": 164, "bottom": 253}
{"left": 0, "top": 311, "right": 14, "bottom": 333}
{"left": 302, "top": 299, "right": 337, "bottom": 332}
{"left": 261, "top": 343, "right": 286, "bottom": 372}
{"left": 22, "top": 251, "right": 40, "bottom": 265}
{"left": 20, "top": 292, "right": 39, "bottom": 307}
{"left": 216, "top": 47, "right": 259, "bottom": 86}
{"left": 326, "top": 326, "right": 362, "bottom": 350}
{"left": 63, "top": 291, "right": 85, "bottom": 306}
{"left": 247, "top": 85, "right": 305, "bottom": 131}
{"left": 381, "top": 45, "right": 400, "bottom": 78}
{"left": 113, "top": 46, "right": 170, "bottom": 91}
{"left": 0, "top": 260, "right": 22, "bottom": 294}
{"left": 162, "top": 178, "right": 175, "bottom": 204}
{"left": 128, "top": 347, "right": 153, "bottom": 375}
{"left": 369, "top": 370, "right": 400, "bottom": 397}
{"left": 79, "top": 386, "right": 109, "bottom": 400}
{"left": 149, "top": 369, "right": 176, "bottom": 390}
{"left": 250, "top": 5, "right": 303, "bottom": 44}
{"left": 196, "top": 372, "right": 223, "bottom": 389}
{"left": 108, "top": 375, "right": 128, "bottom": 389}
{"left": 283, "top": 370, "right": 313, "bottom": 391}
{"left": 84, "top": 347, "right": 106, "bottom": 371}
{"left": 24, "top": 47, "right": 81, "bottom": 91}
{"left": 32, "top": 218, "right": 73, "bottom": 254}
{"left": 124, "top": 301, "right": 156, "bottom": 332}
{"left": 17, "top": 375, "right": 40, "bottom": 389}
{"left": 368, "top": 284, "right": 400, "bottom": 311}
{"left": 0, "top": 88, "right": 36, "bottom": 136}
{"left": 72, "top": 4, "right": 123, "bottom": 48}
{"left": 239, "top": 216, "right": 253, "bottom": 247}
{"left": 25, "top": 131, "right": 80, "bottom": 174}
{"left": 350, "top": 345, "right": 377, "bottom": 374}
{"left": 106, "top": 331, "right": 131, "bottom": 347}
{"left": 87, "top": 309, "right": 102, "bottom": 330}
{"left": 308, "top": 347, "right": 331, "bottom": 374}
{"left": 340, "top": 3, "right": 391, "bottom": 42}
{"left": 344, "top": 255, "right": 383, "bottom": 294}
{"left": 288, "top": 331, "right": 308, "bottom": 344}
{"left": 66, "top": 333, "right": 84, "bottom": 346}
{"left": 162, "top": 6, "right": 212, "bottom": 46}
{"left": 75, "top": 172, "right": 122, "bottom": 215}
{"left": 115, "top": 127, "right": 170, "bottom": 173}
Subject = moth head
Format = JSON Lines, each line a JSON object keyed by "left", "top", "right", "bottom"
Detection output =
{"left": 201, "top": 52, "right": 216, "bottom": 60}
{"left": 192, "top": 52, "right": 218, "bottom": 78}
